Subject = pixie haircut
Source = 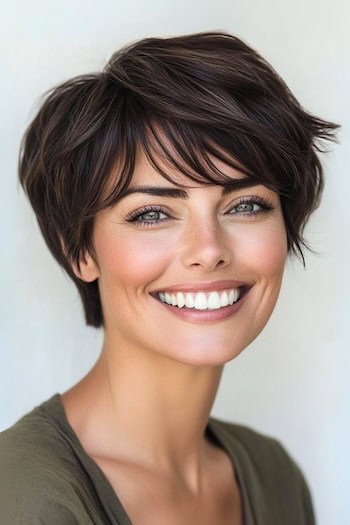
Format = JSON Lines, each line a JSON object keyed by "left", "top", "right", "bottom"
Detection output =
{"left": 18, "top": 31, "right": 340, "bottom": 328}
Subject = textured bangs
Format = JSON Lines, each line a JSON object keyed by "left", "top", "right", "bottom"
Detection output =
{"left": 97, "top": 114, "right": 267, "bottom": 212}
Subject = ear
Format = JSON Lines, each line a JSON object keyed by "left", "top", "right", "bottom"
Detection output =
{"left": 59, "top": 235, "right": 100, "bottom": 283}
{"left": 74, "top": 251, "right": 100, "bottom": 283}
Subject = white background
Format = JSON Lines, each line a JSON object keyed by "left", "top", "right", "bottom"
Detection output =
{"left": 1, "top": 1, "right": 349, "bottom": 523}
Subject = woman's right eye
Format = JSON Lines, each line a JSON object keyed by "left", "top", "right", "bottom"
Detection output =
{"left": 135, "top": 210, "right": 167, "bottom": 222}
{"left": 125, "top": 206, "right": 170, "bottom": 227}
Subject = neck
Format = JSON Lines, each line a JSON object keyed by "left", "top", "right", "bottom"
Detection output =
{"left": 61, "top": 332, "right": 224, "bottom": 490}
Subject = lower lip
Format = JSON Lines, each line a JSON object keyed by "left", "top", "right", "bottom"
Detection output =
{"left": 150, "top": 288, "right": 251, "bottom": 324}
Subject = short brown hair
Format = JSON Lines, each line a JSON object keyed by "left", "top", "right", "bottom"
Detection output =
{"left": 18, "top": 31, "right": 340, "bottom": 328}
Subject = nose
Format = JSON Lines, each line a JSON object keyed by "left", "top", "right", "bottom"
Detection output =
{"left": 180, "top": 216, "right": 232, "bottom": 272}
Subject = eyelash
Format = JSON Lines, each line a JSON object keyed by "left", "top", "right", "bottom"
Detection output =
{"left": 124, "top": 196, "right": 274, "bottom": 228}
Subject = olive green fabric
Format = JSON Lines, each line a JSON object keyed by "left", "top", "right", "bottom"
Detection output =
{"left": 0, "top": 394, "right": 316, "bottom": 524}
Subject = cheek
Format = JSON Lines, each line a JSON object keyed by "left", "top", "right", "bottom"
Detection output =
{"left": 236, "top": 218, "right": 287, "bottom": 280}
{"left": 95, "top": 229, "right": 172, "bottom": 292}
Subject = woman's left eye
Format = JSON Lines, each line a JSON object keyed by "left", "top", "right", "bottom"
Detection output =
{"left": 125, "top": 197, "right": 274, "bottom": 227}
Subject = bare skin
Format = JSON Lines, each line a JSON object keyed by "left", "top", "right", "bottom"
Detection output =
{"left": 61, "top": 357, "right": 243, "bottom": 524}
{"left": 61, "top": 149, "right": 287, "bottom": 523}
{"left": 91, "top": 444, "right": 243, "bottom": 525}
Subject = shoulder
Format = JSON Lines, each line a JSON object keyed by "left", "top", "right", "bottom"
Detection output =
{"left": 209, "top": 417, "right": 316, "bottom": 524}
{"left": 0, "top": 396, "right": 79, "bottom": 483}
{"left": 0, "top": 397, "right": 88, "bottom": 524}
{"left": 211, "top": 417, "right": 299, "bottom": 471}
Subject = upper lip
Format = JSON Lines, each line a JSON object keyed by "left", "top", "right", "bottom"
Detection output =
{"left": 150, "top": 280, "right": 249, "bottom": 294}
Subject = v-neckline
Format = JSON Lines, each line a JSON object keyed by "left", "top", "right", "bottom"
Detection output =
{"left": 47, "top": 393, "right": 253, "bottom": 524}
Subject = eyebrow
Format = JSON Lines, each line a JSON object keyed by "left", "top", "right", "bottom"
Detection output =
{"left": 119, "top": 178, "right": 262, "bottom": 201}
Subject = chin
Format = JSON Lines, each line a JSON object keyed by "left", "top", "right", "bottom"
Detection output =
{"left": 156, "top": 338, "right": 248, "bottom": 367}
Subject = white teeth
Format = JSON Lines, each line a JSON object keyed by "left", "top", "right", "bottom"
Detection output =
{"left": 220, "top": 291, "right": 229, "bottom": 307}
{"left": 176, "top": 292, "right": 186, "bottom": 308}
{"left": 185, "top": 293, "right": 195, "bottom": 308}
{"left": 228, "top": 289, "right": 235, "bottom": 304}
{"left": 207, "top": 292, "right": 220, "bottom": 309}
{"left": 194, "top": 292, "right": 207, "bottom": 310}
{"left": 157, "top": 288, "right": 241, "bottom": 310}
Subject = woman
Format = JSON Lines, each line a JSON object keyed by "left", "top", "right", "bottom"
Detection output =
{"left": 0, "top": 31, "right": 340, "bottom": 524}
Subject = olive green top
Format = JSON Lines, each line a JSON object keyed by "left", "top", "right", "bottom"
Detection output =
{"left": 0, "top": 394, "right": 315, "bottom": 524}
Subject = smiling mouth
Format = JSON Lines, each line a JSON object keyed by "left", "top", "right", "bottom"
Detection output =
{"left": 150, "top": 285, "right": 251, "bottom": 310}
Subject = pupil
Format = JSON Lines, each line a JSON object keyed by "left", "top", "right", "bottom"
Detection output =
{"left": 144, "top": 211, "right": 158, "bottom": 220}
{"left": 238, "top": 203, "right": 253, "bottom": 212}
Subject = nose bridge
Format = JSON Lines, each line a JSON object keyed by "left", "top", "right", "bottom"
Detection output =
{"left": 181, "top": 209, "right": 231, "bottom": 269}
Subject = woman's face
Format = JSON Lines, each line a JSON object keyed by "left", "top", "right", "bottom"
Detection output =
{"left": 81, "top": 150, "right": 288, "bottom": 366}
